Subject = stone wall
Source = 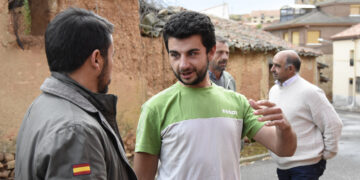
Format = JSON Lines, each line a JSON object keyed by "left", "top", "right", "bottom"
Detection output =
{"left": 0, "top": 153, "right": 15, "bottom": 179}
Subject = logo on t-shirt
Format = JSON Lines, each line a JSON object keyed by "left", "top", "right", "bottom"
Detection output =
{"left": 222, "top": 109, "right": 237, "bottom": 115}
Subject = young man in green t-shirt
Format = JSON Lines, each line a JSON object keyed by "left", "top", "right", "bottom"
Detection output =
{"left": 134, "top": 11, "right": 297, "bottom": 180}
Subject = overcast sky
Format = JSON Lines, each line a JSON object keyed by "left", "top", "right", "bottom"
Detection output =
{"left": 163, "top": 0, "right": 295, "bottom": 14}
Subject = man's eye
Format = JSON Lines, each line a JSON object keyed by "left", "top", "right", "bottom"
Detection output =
{"left": 189, "top": 52, "right": 198, "bottom": 56}
{"left": 170, "top": 53, "right": 179, "bottom": 58}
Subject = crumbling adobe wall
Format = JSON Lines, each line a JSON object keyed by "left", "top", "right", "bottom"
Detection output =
{"left": 0, "top": 0, "right": 174, "bottom": 154}
{"left": 0, "top": 0, "right": 15, "bottom": 46}
{"left": 300, "top": 56, "right": 317, "bottom": 84}
{"left": 42, "top": 0, "right": 176, "bottom": 130}
{"left": 227, "top": 51, "right": 271, "bottom": 100}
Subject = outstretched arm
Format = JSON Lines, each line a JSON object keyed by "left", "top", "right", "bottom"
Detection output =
{"left": 249, "top": 99, "right": 297, "bottom": 157}
{"left": 134, "top": 152, "right": 159, "bottom": 180}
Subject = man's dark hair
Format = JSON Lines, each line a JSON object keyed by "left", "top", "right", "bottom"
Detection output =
{"left": 45, "top": 8, "right": 114, "bottom": 73}
{"left": 163, "top": 11, "right": 216, "bottom": 53}
{"left": 285, "top": 55, "right": 301, "bottom": 72}
{"left": 215, "top": 35, "right": 228, "bottom": 44}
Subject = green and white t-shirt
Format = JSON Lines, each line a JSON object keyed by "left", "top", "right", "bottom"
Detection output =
{"left": 135, "top": 82, "right": 265, "bottom": 180}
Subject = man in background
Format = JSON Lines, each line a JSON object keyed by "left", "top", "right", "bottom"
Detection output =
{"left": 209, "top": 35, "right": 236, "bottom": 91}
{"left": 269, "top": 50, "right": 343, "bottom": 180}
{"left": 15, "top": 8, "right": 136, "bottom": 179}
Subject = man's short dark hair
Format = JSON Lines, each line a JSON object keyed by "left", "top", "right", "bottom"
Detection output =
{"left": 45, "top": 8, "right": 114, "bottom": 73}
{"left": 215, "top": 35, "right": 228, "bottom": 44}
{"left": 163, "top": 11, "right": 216, "bottom": 53}
{"left": 285, "top": 55, "right": 301, "bottom": 72}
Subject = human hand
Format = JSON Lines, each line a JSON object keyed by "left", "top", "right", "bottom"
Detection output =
{"left": 248, "top": 99, "right": 291, "bottom": 130}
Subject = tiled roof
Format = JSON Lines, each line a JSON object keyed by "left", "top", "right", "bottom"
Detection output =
{"left": 264, "top": 9, "right": 360, "bottom": 31}
{"left": 138, "top": 2, "right": 321, "bottom": 57}
{"left": 332, "top": 23, "right": 360, "bottom": 39}
{"left": 211, "top": 16, "right": 321, "bottom": 56}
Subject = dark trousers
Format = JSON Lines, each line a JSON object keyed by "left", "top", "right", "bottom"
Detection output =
{"left": 277, "top": 159, "right": 327, "bottom": 180}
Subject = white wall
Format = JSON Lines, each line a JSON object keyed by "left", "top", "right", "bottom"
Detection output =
{"left": 200, "top": 3, "right": 229, "bottom": 19}
{"left": 332, "top": 39, "right": 360, "bottom": 107}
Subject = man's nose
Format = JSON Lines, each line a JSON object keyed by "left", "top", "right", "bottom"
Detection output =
{"left": 179, "top": 56, "right": 190, "bottom": 69}
{"left": 221, "top": 53, "right": 228, "bottom": 60}
{"left": 270, "top": 65, "right": 275, "bottom": 72}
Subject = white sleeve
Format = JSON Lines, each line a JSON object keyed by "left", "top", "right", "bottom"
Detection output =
{"left": 307, "top": 88, "right": 343, "bottom": 160}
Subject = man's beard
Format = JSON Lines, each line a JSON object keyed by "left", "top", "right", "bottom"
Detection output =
{"left": 97, "top": 57, "right": 110, "bottom": 94}
{"left": 214, "top": 59, "right": 227, "bottom": 72}
{"left": 172, "top": 57, "right": 209, "bottom": 86}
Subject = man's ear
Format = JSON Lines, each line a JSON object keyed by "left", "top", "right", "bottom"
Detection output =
{"left": 89, "top": 49, "right": 104, "bottom": 72}
{"left": 208, "top": 45, "right": 216, "bottom": 61}
{"left": 288, "top": 64, "right": 297, "bottom": 74}
{"left": 287, "top": 65, "right": 292, "bottom": 71}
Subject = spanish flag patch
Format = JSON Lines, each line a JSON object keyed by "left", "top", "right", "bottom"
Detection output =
{"left": 73, "top": 163, "right": 91, "bottom": 176}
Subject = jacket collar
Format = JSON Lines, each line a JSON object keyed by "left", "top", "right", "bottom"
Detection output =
{"left": 40, "top": 72, "right": 120, "bottom": 137}
{"left": 41, "top": 72, "right": 116, "bottom": 114}
{"left": 40, "top": 72, "right": 133, "bottom": 169}
{"left": 209, "top": 70, "right": 223, "bottom": 81}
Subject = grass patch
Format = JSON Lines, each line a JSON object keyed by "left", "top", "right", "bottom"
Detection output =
{"left": 241, "top": 142, "right": 268, "bottom": 158}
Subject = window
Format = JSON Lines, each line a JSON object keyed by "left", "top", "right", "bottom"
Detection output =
{"left": 292, "top": 31, "right": 300, "bottom": 45}
{"left": 300, "top": 9, "right": 306, "bottom": 14}
{"left": 286, "top": 9, "right": 293, "bottom": 15}
{"left": 357, "top": 77, "right": 360, "bottom": 93}
{"left": 350, "top": 50, "right": 354, "bottom": 66}
{"left": 307, "top": 30, "right": 320, "bottom": 44}
{"left": 350, "top": 5, "right": 360, "bottom": 15}
{"left": 283, "top": 32, "right": 289, "bottom": 42}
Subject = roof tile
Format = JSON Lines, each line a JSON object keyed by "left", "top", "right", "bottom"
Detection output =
{"left": 332, "top": 23, "right": 360, "bottom": 39}
{"left": 211, "top": 16, "right": 321, "bottom": 56}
